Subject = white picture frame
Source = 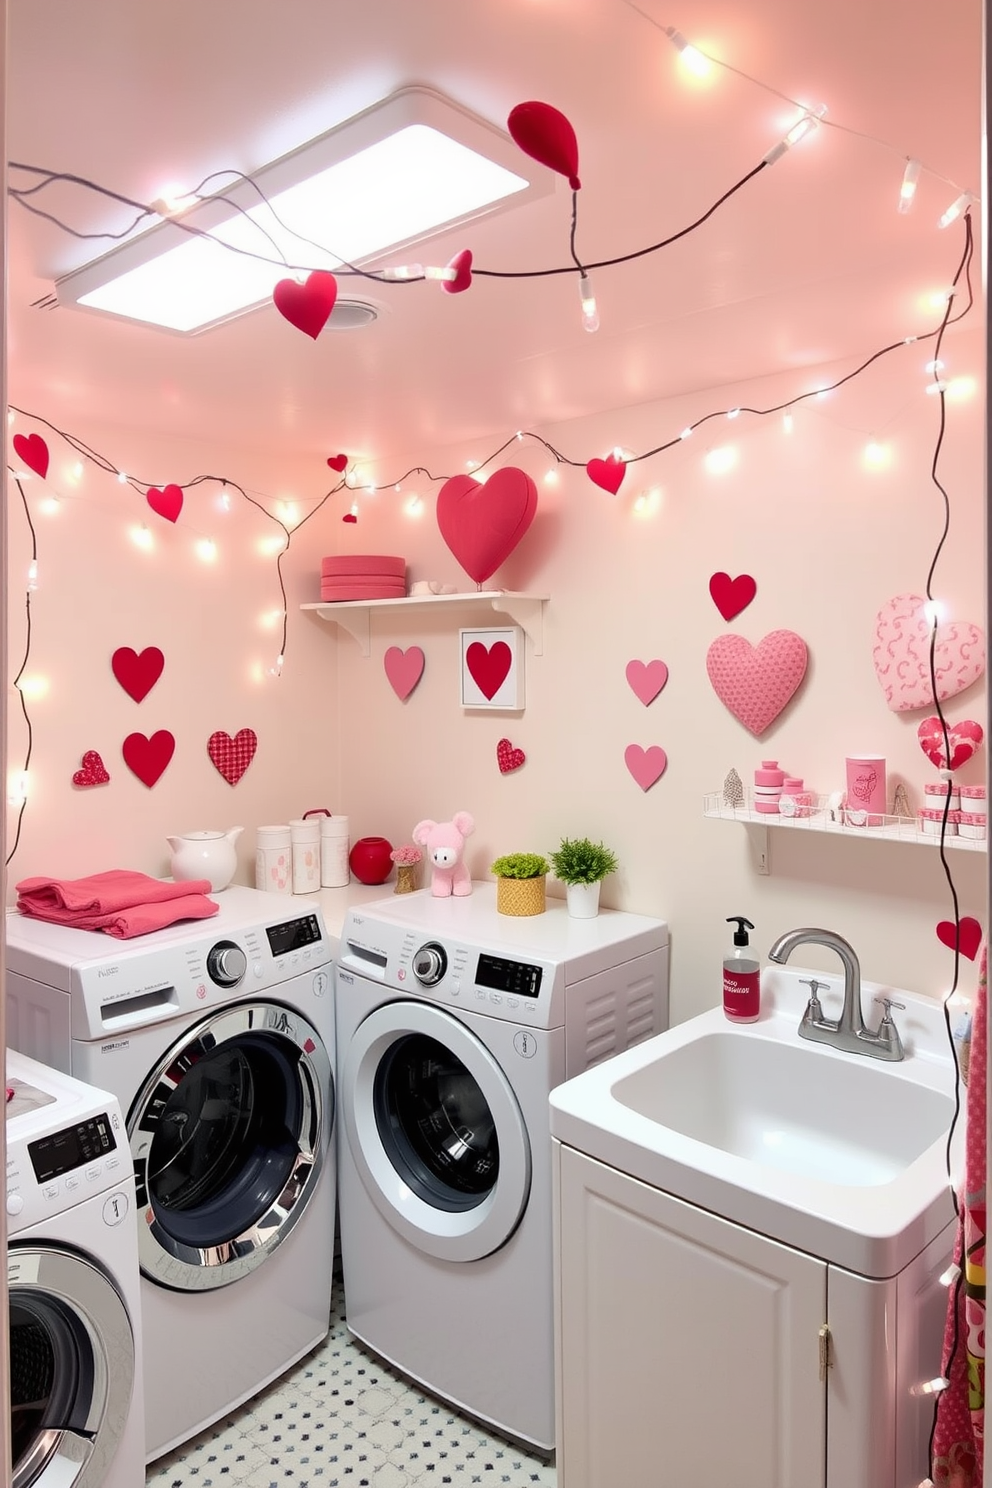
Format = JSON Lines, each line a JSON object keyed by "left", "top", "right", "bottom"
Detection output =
{"left": 459, "top": 626, "right": 525, "bottom": 710}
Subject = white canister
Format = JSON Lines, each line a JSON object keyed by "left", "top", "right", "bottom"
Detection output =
{"left": 320, "top": 814, "right": 350, "bottom": 888}
{"left": 256, "top": 825, "right": 292, "bottom": 894}
{"left": 289, "top": 818, "right": 321, "bottom": 894}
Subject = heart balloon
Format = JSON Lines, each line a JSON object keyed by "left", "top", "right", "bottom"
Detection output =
{"left": 442, "top": 249, "right": 473, "bottom": 295}
{"left": 436, "top": 466, "right": 538, "bottom": 584}
{"left": 586, "top": 455, "right": 627, "bottom": 494}
{"left": 273, "top": 270, "right": 338, "bottom": 339}
{"left": 12, "top": 432, "right": 50, "bottom": 479}
{"left": 507, "top": 101, "right": 581, "bottom": 189}
{"left": 917, "top": 715, "right": 984, "bottom": 771}
{"left": 146, "top": 484, "right": 183, "bottom": 523}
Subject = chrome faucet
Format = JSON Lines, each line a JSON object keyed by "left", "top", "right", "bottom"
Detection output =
{"left": 766, "top": 927, "right": 905, "bottom": 1061}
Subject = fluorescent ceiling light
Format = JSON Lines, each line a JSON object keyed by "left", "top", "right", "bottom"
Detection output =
{"left": 56, "top": 88, "right": 547, "bottom": 334}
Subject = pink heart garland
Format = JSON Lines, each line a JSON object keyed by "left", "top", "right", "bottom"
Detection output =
{"left": 497, "top": 738, "right": 526, "bottom": 773}
{"left": 273, "top": 270, "right": 338, "bottom": 339}
{"left": 147, "top": 484, "right": 184, "bottom": 523}
{"left": 122, "top": 730, "right": 175, "bottom": 788}
{"left": 626, "top": 659, "right": 669, "bottom": 706}
{"left": 384, "top": 646, "right": 425, "bottom": 701}
{"left": 936, "top": 916, "right": 983, "bottom": 961}
{"left": 111, "top": 646, "right": 165, "bottom": 702}
{"left": 709, "top": 572, "right": 757, "bottom": 622}
{"left": 436, "top": 466, "right": 537, "bottom": 584}
{"left": 12, "top": 432, "right": 50, "bottom": 479}
{"left": 72, "top": 749, "right": 110, "bottom": 787}
{"left": 208, "top": 728, "right": 257, "bottom": 785}
{"left": 917, "top": 715, "right": 984, "bottom": 771}
{"left": 625, "top": 744, "right": 668, "bottom": 791}
{"left": 442, "top": 249, "right": 473, "bottom": 294}
{"left": 706, "top": 630, "right": 808, "bottom": 736}
{"left": 327, "top": 453, "right": 349, "bottom": 473}
{"left": 873, "top": 593, "right": 986, "bottom": 712}
{"left": 466, "top": 641, "right": 512, "bottom": 700}
{"left": 586, "top": 455, "right": 627, "bottom": 494}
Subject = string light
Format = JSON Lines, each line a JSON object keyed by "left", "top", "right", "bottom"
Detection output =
{"left": 921, "top": 599, "right": 946, "bottom": 626}
{"left": 704, "top": 445, "right": 738, "bottom": 474}
{"left": 195, "top": 538, "right": 217, "bottom": 563}
{"left": 26, "top": 561, "right": 38, "bottom": 591}
{"left": 578, "top": 271, "right": 600, "bottom": 332}
{"left": 7, "top": 771, "right": 30, "bottom": 807}
{"left": 939, "top": 191, "right": 973, "bottom": 229}
{"left": 422, "top": 265, "right": 458, "bottom": 282}
{"left": 379, "top": 263, "right": 424, "bottom": 281}
{"left": 898, "top": 159, "right": 921, "bottom": 213}
{"left": 17, "top": 675, "right": 48, "bottom": 700}
{"left": 117, "top": 470, "right": 128, "bottom": 483}
{"left": 663, "top": 26, "right": 712, "bottom": 77}
{"left": 939, "top": 1262, "right": 962, "bottom": 1287}
{"left": 727, "top": 408, "right": 741, "bottom": 420}
{"left": 782, "top": 414, "right": 794, "bottom": 433}
{"left": 679, "top": 426, "right": 693, "bottom": 440}
{"left": 278, "top": 500, "right": 298, "bottom": 524}
{"left": 863, "top": 440, "right": 889, "bottom": 468}
{"left": 762, "top": 105, "right": 826, "bottom": 166}
{"left": 925, "top": 380, "right": 947, "bottom": 395}
{"left": 130, "top": 523, "right": 154, "bottom": 551}
{"left": 404, "top": 495, "right": 424, "bottom": 516}
{"left": 543, "top": 469, "right": 560, "bottom": 485}
{"left": 924, "top": 358, "right": 945, "bottom": 374}
{"left": 267, "top": 653, "right": 285, "bottom": 679}
{"left": 38, "top": 495, "right": 60, "bottom": 516}
{"left": 911, "top": 1377, "right": 949, "bottom": 1397}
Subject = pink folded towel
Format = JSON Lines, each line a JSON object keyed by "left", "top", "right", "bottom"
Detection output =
{"left": 16, "top": 869, "right": 213, "bottom": 917}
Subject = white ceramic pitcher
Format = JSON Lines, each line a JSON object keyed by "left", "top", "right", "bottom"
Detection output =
{"left": 167, "top": 827, "right": 243, "bottom": 891}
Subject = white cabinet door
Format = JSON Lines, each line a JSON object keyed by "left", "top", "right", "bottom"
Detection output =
{"left": 555, "top": 1145, "right": 827, "bottom": 1488}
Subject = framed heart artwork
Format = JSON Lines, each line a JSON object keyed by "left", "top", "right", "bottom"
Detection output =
{"left": 460, "top": 627, "right": 525, "bottom": 710}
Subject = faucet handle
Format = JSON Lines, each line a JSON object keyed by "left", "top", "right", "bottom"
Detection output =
{"left": 799, "top": 977, "right": 828, "bottom": 1013}
{"left": 873, "top": 996, "right": 906, "bottom": 1022}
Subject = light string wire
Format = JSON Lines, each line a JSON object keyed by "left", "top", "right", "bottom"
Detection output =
{"left": 7, "top": 477, "right": 36, "bottom": 866}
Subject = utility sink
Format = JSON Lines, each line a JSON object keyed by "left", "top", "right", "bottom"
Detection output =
{"left": 550, "top": 967, "right": 960, "bottom": 1276}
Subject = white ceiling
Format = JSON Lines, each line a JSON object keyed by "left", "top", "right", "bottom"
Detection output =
{"left": 6, "top": 0, "right": 984, "bottom": 468}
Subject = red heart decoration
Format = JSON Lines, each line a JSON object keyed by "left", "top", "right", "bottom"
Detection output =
{"left": 626, "top": 659, "right": 669, "bottom": 706}
{"left": 273, "top": 270, "right": 338, "bottom": 339}
{"left": 147, "top": 484, "right": 183, "bottom": 523}
{"left": 586, "top": 455, "right": 627, "bottom": 495}
{"left": 342, "top": 511, "right": 358, "bottom": 524}
{"left": 327, "top": 453, "right": 348, "bottom": 473}
{"left": 13, "top": 432, "right": 50, "bottom": 479}
{"left": 625, "top": 744, "right": 668, "bottom": 791}
{"left": 917, "top": 716, "right": 984, "bottom": 771}
{"left": 706, "top": 630, "right": 808, "bottom": 736}
{"left": 467, "top": 641, "right": 512, "bottom": 700}
{"left": 208, "top": 728, "right": 257, "bottom": 785}
{"left": 442, "top": 249, "right": 473, "bottom": 295}
{"left": 112, "top": 646, "right": 165, "bottom": 702}
{"left": 384, "top": 646, "right": 425, "bottom": 701}
{"left": 122, "top": 730, "right": 175, "bottom": 788}
{"left": 709, "top": 572, "right": 757, "bottom": 622}
{"left": 936, "top": 916, "right": 983, "bottom": 961}
{"left": 436, "top": 466, "right": 538, "bottom": 584}
{"left": 72, "top": 749, "right": 110, "bottom": 788}
{"left": 497, "top": 738, "right": 526, "bottom": 774}
{"left": 507, "top": 101, "right": 581, "bottom": 190}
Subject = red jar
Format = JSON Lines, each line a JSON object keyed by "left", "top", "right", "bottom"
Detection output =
{"left": 349, "top": 836, "right": 394, "bottom": 885}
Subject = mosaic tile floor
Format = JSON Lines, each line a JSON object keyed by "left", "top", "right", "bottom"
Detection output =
{"left": 146, "top": 1281, "right": 558, "bottom": 1487}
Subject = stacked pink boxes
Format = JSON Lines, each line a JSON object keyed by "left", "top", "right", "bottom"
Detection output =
{"left": 320, "top": 554, "right": 407, "bottom": 601}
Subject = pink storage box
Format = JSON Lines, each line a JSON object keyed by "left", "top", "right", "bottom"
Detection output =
{"left": 958, "top": 811, "right": 987, "bottom": 839}
{"left": 918, "top": 808, "right": 958, "bottom": 835}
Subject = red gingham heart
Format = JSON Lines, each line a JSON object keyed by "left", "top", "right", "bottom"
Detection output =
{"left": 208, "top": 728, "right": 258, "bottom": 785}
{"left": 72, "top": 749, "right": 110, "bottom": 787}
{"left": 497, "top": 738, "right": 526, "bottom": 774}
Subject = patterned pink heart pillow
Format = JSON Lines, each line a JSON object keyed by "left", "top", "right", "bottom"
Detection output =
{"left": 873, "top": 593, "right": 985, "bottom": 712}
{"left": 706, "top": 630, "right": 809, "bottom": 736}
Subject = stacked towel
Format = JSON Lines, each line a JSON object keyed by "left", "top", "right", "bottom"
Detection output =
{"left": 15, "top": 869, "right": 219, "bottom": 939}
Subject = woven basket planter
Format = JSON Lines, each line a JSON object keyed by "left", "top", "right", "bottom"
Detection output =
{"left": 495, "top": 874, "right": 547, "bottom": 917}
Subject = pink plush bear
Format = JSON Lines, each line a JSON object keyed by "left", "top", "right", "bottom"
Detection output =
{"left": 412, "top": 812, "right": 475, "bottom": 897}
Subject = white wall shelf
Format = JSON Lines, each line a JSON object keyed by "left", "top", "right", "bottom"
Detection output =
{"left": 301, "top": 591, "right": 548, "bottom": 657}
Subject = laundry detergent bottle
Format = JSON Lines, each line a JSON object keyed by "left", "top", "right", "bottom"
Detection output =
{"left": 723, "top": 916, "right": 760, "bottom": 1023}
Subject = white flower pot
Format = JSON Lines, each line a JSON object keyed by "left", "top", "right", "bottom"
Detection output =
{"left": 566, "top": 881, "right": 601, "bottom": 919}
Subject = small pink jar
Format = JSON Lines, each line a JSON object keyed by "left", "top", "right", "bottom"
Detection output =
{"left": 919, "top": 807, "right": 958, "bottom": 836}
{"left": 924, "top": 780, "right": 961, "bottom": 812}
{"left": 778, "top": 776, "right": 813, "bottom": 819}
{"left": 958, "top": 811, "right": 987, "bottom": 840}
{"left": 754, "top": 759, "right": 785, "bottom": 814}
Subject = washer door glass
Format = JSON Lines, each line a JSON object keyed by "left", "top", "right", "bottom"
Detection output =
{"left": 129, "top": 1002, "right": 331, "bottom": 1290}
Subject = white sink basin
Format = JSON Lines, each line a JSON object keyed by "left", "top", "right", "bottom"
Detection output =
{"left": 550, "top": 967, "right": 959, "bottom": 1276}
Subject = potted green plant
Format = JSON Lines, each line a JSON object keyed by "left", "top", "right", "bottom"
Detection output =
{"left": 548, "top": 837, "right": 619, "bottom": 919}
{"left": 489, "top": 852, "right": 550, "bottom": 917}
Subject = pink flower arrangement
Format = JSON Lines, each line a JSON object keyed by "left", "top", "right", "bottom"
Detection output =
{"left": 390, "top": 844, "right": 423, "bottom": 865}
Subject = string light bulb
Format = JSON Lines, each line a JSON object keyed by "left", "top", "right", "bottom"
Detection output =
{"left": 543, "top": 468, "right": 560, "bottom": 485}
{"left": 578, "top": 271, "right": 600, "bottom": 333}
{"left": 939, "top": 1263, "right": 961, "bottom": 1287}
{"left": 763, "top": 105, "right": 827, "bottom": 166}
{"left": 938, "top": 191, "right": 973, "bottom": 229}
{"left": 26, "top": 560, "right": 38, "bottom": 591}
{"left": 898, "top": 159, "right": 921, "bottom": 213}
{"left": 663, "top": 27, "right": 712, "bottom": 77}
{"left": 380, "top": 263, "right": 424, "bottom": 281}
{"left": 130, "top": 523, "right": 154, "bottom": 551}
{"left": 195, "top": 538, "right": 217, "bottom": 563}
{"left": 267, "top": 653, "right": 285, "bottom": 679}
{"left": 117, "top": 470, "right": 128, "bottom": 484}
{"left": 7, "top": 770, "right": 30, "bottom": 807}
{"left": 911, "top": 1377, "right": 949, "bottom": 1397}
{"left": 782, "top": 414, "right": 794, "bottom": 434}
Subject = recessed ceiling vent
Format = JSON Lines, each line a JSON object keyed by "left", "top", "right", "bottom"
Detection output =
{"left": 327, "top": 299, "right": 379, "bottom": 331}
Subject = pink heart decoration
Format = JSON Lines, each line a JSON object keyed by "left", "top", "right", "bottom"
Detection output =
{"left": 72, "top": 749, "right": 110, "bottom": 788}
{"left": 436, "top": 466, "right": 538, "bottom": 584}
{"left": 497, "top": 738, "right": 526, "bottom": 774}
{"left": 327, "top": 453, "right": 348, "bottom": 472}
{"left": 208, "top": 728, "right": 257, "bottom": 785}
{"left": 122, "top": 730, "right": 175, "bottom": 788}
{"left": 873, "top": 593, "right": 985, "bottom": 712}
{"left": 147, "top": 484, "right": 184, "bottom": 523}
{"left": 112, "top": 646, "right": 165, "bottom": 702}
{"left": 586, "top": 455, "right": 627, "bottom": 494}
{"left": 709, "top": 572, "right": 757, "bottom": 622}
{"left": 466, "top": 641, "right": 512, "bottom": 700}
{"left": 273, "top": 270, "right": 338, "bottom": 339}
{"left": 13, "top": 432, "right": 50, "bottom": 479}
{"left": 917, "top": 715, "right": 984, "bottom": 771}
{"left": 626, "top": 659, "right": 669, "bottom": 706}
{"left": 384, "top": 646, "right": 425, "bottom": 701}
{"left": 507, "top": 100, "right": 581, "bottom": 190}
{"left": 625, "top": 744, "right": 668, "bottom": 791}
{"left": 706, "top": 630, "right": 809, "bottom": 736}
{"left": 442, "top": 249, "right": 473, "bottom": 295}
{"left": 936, "top": 916, "right": 983, "bottom": 961}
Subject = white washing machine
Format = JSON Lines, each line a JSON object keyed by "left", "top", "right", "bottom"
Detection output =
{"left": 4, "top": 885, "right": 336, "bottom": 1461}
{"left": 335, "top": 883, "right": 669, "bottom": 1452}
{"left": 6, "top": 1049, "right": 145, "bottom": 1488}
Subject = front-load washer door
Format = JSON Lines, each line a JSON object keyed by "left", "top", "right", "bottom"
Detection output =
{"left": 342, "top": 1000, "right": 531, "bottom": 1262}
{"left": 8, "top": 1243, "right": 135, "bottom": 1488}
{"left": 128, "top": 1000, "right": 331, "bottom": 1291}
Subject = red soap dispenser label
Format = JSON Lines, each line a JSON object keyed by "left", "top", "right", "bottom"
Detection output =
{"left": 724, "top": 965, "right": 760, "bottom": 1022}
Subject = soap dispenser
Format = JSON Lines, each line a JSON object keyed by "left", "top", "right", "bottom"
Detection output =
{"left": 724, "top": 916, "right": 760, "bottom": 1023}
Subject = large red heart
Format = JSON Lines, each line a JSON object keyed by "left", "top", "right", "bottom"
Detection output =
{"left": 626, "top": 659, "right": 669, "bottom": 706}
{"left": 436, "top": 467, "right": 538, "bottom": 584}
{"left": 13, "top": 432, "right": 50, "bottom": 479}
{"left": 112, "top": 646, "right": 165, "bottom": 702}
{"left": 147, "top": 484, "right": 184, "bottom": 523}
{"left": 709, "top": 572, "right": 757, "bottom": 622}
{"left": 586, "top": 455, "right": 627, "bottom": 494}
{"left": 936, "top": 916, "right": 983, "bottom": 961}
{"left": 208, "top": 728, "right": 257, "bottom": 785}
{"left": 466, "top": 641, "right": 512, "bottom": 700}
{"left": 497, "top": 738, "right": 526, "bottom": 773}
{"left": 917, "top": 716, "right": 984, "bottom": 771}
{"left": 442, "top": 249, "right": 473, "bottom": 295}
{"left": 273, "top": 270, "right": 338, "bottom": 339}
{"left": 122, "top": 730, "right": 175, "bottom": 788}
{"left": 873, "top": 593, "right": 985, "bottom": 712}
{"left": 625, "top": 744, "right": 668, "bottom": 791}
{"left": 384, "top": 646, "right": 425, "bottom": 701}
{"left": 706, "top": 630, "right": 808, "bottom": 736}
{"left": 72, "top": 750, "right": 110, "bottom": 787}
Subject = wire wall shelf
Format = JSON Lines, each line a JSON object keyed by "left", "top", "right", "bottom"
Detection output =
{"left": 703, "top": 791, "right": 987, "bottom": 853}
